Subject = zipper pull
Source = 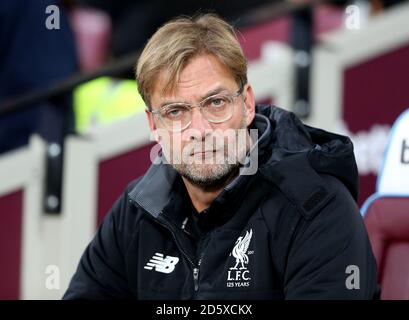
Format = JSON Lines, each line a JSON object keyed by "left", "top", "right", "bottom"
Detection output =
{"left": 193, "top": 268, "right": 199, "bottom": 292}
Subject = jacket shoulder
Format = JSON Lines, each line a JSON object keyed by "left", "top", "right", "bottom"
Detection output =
{"left": 260, "top": 152, "right": 340, "bottom": 221}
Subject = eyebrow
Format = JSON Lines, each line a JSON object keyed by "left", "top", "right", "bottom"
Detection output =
{"left": 159, "top": 86, "right": 230, "bottom": 108}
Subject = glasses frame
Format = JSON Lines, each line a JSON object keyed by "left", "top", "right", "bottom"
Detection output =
{"left": 148, "top": 85, "right": 245, "bottom": 132}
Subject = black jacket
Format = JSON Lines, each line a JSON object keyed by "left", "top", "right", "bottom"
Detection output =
{"left": 64, "top": 105, "right": 380, "bottom": 300}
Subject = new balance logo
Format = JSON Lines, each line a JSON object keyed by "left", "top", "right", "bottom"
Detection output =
{"left": 144, "top": 253, "right": 179, "bottom": 274}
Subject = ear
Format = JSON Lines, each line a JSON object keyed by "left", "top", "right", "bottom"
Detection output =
{"left": 243, "top": 83, "right": 256, "bottom": 126}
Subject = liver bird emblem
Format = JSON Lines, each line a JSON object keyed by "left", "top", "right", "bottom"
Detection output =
{"left": 231, "top": 229, "right": 253, "bottom": 270}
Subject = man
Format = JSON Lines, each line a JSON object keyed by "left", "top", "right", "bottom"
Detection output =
{"left": 64, "top": 14, "right": 379, "bottom": 299}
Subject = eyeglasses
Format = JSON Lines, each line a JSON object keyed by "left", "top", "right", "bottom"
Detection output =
{"left": 148, "top": 86, "right": 244, "bottom": 132}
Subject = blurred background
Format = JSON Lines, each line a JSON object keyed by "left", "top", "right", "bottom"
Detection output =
{"left": 1, "top": 0, "right": 408, "bottom": 299}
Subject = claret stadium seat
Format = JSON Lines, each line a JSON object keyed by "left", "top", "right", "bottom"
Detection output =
{"left": 362, "top": 109, "right": 409, "bottom": 300}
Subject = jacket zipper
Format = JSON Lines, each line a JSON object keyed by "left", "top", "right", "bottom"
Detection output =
{"left": 193, "top": 267, "right": 199, "bottom": 291}
{"left": 193, "top": 255, "right": 205, "bottom": 292}
{"left": 159, "top": 218, "right": 203, "bottom": 294}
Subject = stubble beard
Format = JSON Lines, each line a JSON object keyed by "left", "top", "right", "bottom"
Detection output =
{"left": 171, "top": 116, "right": 248, "bottom": 191}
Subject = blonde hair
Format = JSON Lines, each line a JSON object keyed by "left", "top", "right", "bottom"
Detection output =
{"left": 135, "top": 13, "right": 247, "bottom": 108}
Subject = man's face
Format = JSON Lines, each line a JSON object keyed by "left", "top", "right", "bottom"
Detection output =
{"left": 147, "top": 54, "right": 256, "bottom": 189}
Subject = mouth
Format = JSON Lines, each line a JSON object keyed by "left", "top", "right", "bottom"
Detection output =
{"left": 191, "top": 150, "right": 216, "bottom": 157}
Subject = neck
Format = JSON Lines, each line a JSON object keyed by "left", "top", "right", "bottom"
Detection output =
{"left": 181, "top": 168, "right": 239, "bottom": 213}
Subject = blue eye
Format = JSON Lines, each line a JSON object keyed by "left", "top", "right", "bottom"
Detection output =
{"left": 170, "top": 109, "right": 181, "bottom": 116}
{"left": 163, "top": 105, "right": 189, "bottom": 119}
{"left": 210, "top": 97, "right": 227, "bottom": 107}
{"left": 166, "top": 109, "right": 182, "bottom": 118}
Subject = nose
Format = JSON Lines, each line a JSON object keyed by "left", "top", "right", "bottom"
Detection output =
{"left": 186, "top": 107, "right": 212, "bottom": 141}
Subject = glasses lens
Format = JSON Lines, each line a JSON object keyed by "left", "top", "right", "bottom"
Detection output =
{"left": 202, "top": 95, "right": 234, "bottom": 122}
{"left": 157, "top": 91, "right": 239, "bottom": 132}
{"left": 160, "top": 104, "right": 191, "bottom": 132}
